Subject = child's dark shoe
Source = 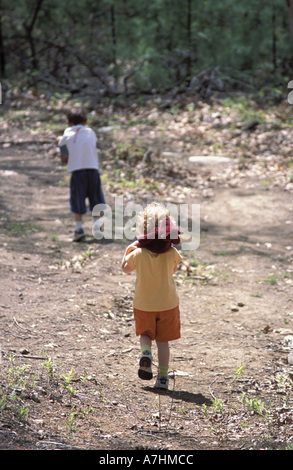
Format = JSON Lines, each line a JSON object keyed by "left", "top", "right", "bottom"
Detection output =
{"left": 138, "top": 350, "right": 153, "bottom": 380}
{"left": 73, "top": 228, "right": 85, "bottom": 242}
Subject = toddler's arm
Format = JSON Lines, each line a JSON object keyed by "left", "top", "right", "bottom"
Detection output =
{"left": 121, "top": 241, "right": 138, "bottom": 274}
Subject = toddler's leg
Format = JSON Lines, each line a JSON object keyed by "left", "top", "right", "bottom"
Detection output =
{"left": 155, "top": 341, "right": 170, "bottom": 389}
{"left": 140, "top": 334, "right": 152, "bottom": 351}
{"left": 138, "top": 335, "right": 153, "bottom": 380}
{"left": 156, "top": 341, "right": 169, "bottom": 371}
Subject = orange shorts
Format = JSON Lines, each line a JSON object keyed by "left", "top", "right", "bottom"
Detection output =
{"left": 133, "top": 306, "right": 181, "bottom": 342}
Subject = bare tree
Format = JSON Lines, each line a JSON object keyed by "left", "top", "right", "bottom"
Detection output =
{"left": 23, "top": 0, "right": 45, "bottom": 69}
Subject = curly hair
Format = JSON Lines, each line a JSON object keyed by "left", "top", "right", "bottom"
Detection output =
{"left": 137, "top": 202, "right": 175, "bottom": 235}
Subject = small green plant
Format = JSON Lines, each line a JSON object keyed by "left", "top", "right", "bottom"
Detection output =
{"left": 211, "top": 398, "right": 225, "bottom": 414}
{"left": 84, "top": 248, "right": 92, "bottom": 258}
{"left": 42, "top": 358, "right": 54, "bottom": 380}
{"left": 239, "top": 392, "right": 267, "bottom": 416}
{"left": 1, "top": 357, "right": 30, "bottom": 423}
{"left": 265, "top": 275, "right": 278, "bottom": 285}
{"left": 233, "top": 363, "right": 244, "bottom": 382}
{"left": 62, "top": 369, "right": 76, "bottom": 398}
{"left": 202, "top": 403, "right": 208, "bottom": 416}
{"left": 18, "top": 405, "right": 29, "bottom": 423}
{"left": 7, "top": 357, "right": 28, "bottom": 392}
{"left": 7, "top": 222, "right": 40, "bottom": 235}
{"left": 64, "top": 406, "right": 78, "bottom": 435}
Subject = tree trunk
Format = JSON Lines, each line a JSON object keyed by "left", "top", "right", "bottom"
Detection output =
{"left": 185, "top": 0, "right": 192, "bottom": 86}
{"left": 0, "top": 0, "right": 6, "bottom": 77}
{"left": 110, "top": 5, "right": 119, "bottom": 87}
{"left": 272, "top": 4, "right": 277, "bottom": 73}
{"left": 286, "top": 0, "right": 293, "bottom": 39}
{"left": 24, "top": 0, "right": 44, "bottom": 69}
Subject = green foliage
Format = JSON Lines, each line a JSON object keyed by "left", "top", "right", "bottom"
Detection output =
{"left": 0, "top": 0, "right": 291, "bottom": 92}
{"left": 0, "top": 357, "right": 30, "bottom": 423}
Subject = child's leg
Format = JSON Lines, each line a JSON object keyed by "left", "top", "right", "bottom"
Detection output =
{"left": 140, "top": 334, "right": 152, "bottom": 352}
{"left": 154, "top": 341, "right": 170, "bottom": 389}
{"left": 138, "top": 334, "right": 153, "bottom": 380}
{"left": 89, "top": 170, "right": 106, "bottom": 240}
{"left": 73, "top": 213, "right": 85, "bottom": 242}
{"left": 74, "top": 213, "right": 83, "bottom": 230}
{"left": 156, "top": 341, "right": 169, "bottom": 377}
{"left": 70, "top": 171, "right": 86, "bottom": 241}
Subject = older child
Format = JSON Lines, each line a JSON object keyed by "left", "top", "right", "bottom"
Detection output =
{"left": 58, "top": 108, "right": 105, "bottom": 241}
{"left": 122, "top": 203, "right": 182, "bottom": 389}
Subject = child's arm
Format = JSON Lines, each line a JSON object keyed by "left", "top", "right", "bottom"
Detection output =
{"left": 122, "top": 259, "right": 133, "bottom": 274}
{"left": 121, "top": 241, "right": 138, "bottom": 274}
{"left": 173, "top": 264, "right": 179, "bottom": 274}
{"left": 56, "top": 136, "right": 69, "bottom": 164}
{"left": 173, "top": 251, "right": 182, "bottom": 273}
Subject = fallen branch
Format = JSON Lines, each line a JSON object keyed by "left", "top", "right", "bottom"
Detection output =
{"left": 209, "top": 375, "right": 223, "bottom": 400}
{"left": 13, "top": 317, "right": 27, "bottom": 330}
{"left": 12, "top": 355, "right": 50, "bottom": 360}
{"left": 0, "top": 139, "right": 55, "bottom": 146}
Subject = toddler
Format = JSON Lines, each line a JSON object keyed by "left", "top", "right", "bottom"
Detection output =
{"left": 122, "top": 203, "right": 182, "bottom": 389}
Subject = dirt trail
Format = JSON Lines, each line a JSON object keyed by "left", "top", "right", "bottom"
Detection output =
{"left": 0, "top": 132, "right": 293, "bottom": 451}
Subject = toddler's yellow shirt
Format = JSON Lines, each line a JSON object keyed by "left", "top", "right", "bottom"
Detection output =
{"left": 125, "top": 246, "right": 182, "bottom": 311}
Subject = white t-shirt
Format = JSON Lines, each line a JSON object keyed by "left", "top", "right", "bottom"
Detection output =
{"left": 58, "top": 125, "right": 99, "bottom": 172}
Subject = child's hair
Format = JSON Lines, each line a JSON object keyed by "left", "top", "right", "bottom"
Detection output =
{"left": 137, "top": 202, "right": 175, "bottom": 235}
{"left": 66, "top": 108, "right": 87, "bottom": 125}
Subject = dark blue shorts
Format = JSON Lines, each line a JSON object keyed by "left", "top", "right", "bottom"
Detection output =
{"left": 70, "top": 169, "right": 105, "bottom": 215}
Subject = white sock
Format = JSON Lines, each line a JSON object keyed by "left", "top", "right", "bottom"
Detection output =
{"left": 75, "top": 221, "right": 83, "bottom": 231}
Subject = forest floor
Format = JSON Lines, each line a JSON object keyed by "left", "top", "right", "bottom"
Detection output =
{"left": 0, "top": 90, "right": 293, "bottom": 451}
